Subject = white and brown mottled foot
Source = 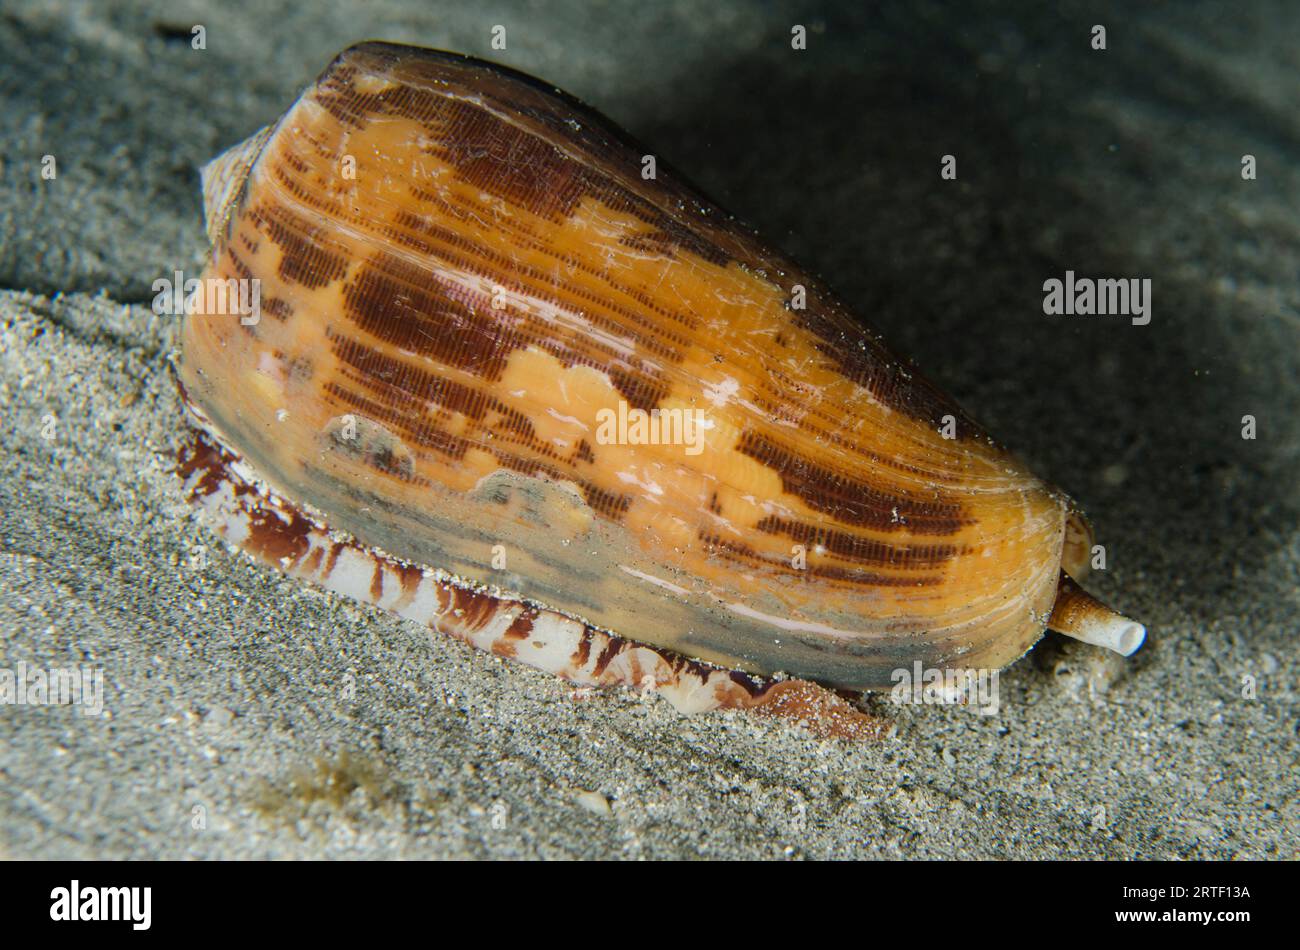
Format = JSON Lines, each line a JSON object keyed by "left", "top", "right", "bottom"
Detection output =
{"left": 177, "top": 427, "right": 888, "bottom": 741}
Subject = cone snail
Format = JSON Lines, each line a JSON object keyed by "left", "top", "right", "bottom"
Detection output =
{"left": 176, "top": 42, "right": 1145, "bottom": 738}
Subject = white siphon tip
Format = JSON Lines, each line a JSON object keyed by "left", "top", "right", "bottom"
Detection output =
{"left": 1048, "top": 572, "right": 1147, "bottom": 657}
{"left": 1066, "top": 616, "right": 1146, "bottom": 656}
{"left": 1113, "top": 620, "right": 1146, "bottom": 656}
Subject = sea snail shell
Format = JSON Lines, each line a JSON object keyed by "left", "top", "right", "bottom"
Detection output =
{"left": 177, "top": 42, "right": 1144, "bottom": 733}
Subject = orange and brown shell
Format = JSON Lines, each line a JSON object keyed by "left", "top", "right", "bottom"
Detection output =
{"left": 177, "top": 42, "right": 1143, "bottom": 732}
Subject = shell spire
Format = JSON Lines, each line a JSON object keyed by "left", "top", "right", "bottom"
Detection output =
{"left": 199, "top": 125, "right": 272, "bottom": 245}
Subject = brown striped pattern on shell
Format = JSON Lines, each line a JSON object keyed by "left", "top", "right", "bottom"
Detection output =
{"left": 179, "top": 42, "right": 1074, "bottom": 691}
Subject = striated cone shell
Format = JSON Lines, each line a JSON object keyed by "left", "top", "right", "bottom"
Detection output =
{"left": 178, "top": 41, "right": 1141, "bottom": 695}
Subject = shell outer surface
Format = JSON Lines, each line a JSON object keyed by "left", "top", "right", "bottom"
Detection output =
{"left": 179, "top": 42, "right": 1075, "bottom": 691}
